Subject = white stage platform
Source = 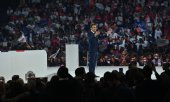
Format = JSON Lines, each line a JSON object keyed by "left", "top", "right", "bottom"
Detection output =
{"left": 0, "top": 46, "right": 165, "bottom": 83}
{"left": 46, "top": 66, "right": 164, "bottom": 81}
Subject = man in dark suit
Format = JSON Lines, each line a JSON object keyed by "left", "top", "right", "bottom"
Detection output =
{"left": 87, "top": 23, "right": 100, "bottom": 76}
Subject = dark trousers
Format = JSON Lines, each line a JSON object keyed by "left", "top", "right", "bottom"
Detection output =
{"left": 88, "top": 51, "right": 98, "bottom": 74}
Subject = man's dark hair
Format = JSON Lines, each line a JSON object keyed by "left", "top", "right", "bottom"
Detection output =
{"left": 75, "top": 67, "right": 86, "bottom": 77}
{"left": 90, "top": 23, "right": 96, "bottom": 28}
{"left": 12, "top": 75, "right": 19, "bottom": 81}
{"left": 57, "top": 66, "right": 69, "bottom": 78}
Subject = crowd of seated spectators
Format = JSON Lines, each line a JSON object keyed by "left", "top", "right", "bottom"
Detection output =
{"left": 0, "top": 0, "right": 170, "bottom": 66}
{"left": 0, "top": 63, "right": 170, "bottom": 102}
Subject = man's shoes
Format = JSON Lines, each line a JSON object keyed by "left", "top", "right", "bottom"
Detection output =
{"left": 95, "top": 75, "right": 99, "bottom": 77}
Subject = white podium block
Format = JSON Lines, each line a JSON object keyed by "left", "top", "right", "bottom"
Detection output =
{"left": 66, "top": 44, "right": 79, "bottom": 73}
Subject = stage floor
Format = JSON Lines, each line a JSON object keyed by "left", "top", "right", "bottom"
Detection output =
{"left": 46, "top": 66, "right": 164, "bottom": 81}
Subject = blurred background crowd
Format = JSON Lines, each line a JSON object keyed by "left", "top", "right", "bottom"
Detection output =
{"left": 0, "top": 0, "right": 170, "bottom": 66}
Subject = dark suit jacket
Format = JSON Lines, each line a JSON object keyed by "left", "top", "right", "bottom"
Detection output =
{"left": 87, "top": 31, "right": 99, "bottom": 52}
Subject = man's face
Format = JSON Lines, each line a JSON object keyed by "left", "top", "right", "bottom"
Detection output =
{"left": 91, "top": 25, "right": 97, "bottom": 32}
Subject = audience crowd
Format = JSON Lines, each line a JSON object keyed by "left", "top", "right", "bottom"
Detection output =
{"left": 0, "top": 0, "right": 170, "bottom": 66}
{"left": 0, "top": 63, "right": 170, "bottom": 102}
